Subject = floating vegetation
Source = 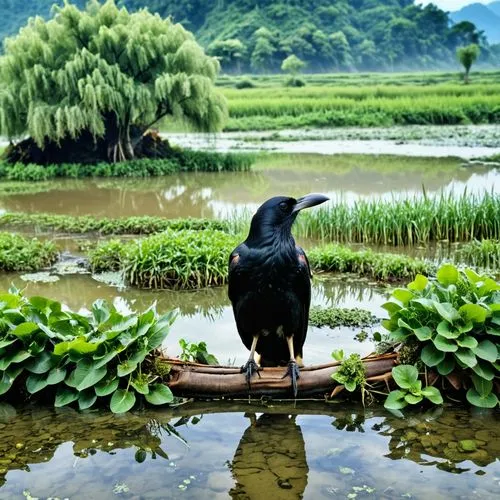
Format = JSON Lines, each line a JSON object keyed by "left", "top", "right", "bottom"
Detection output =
{"left": 299, "top": 191, "right": 500, "bottom": 246}
{"left": 19, "top": 272, "right": 59, "bottom": 283}
{"left": 308, "top": 244, "right": 433, "bottom": 280}
{"left": 91, "top": 271, "right": 126, "bottom": 289}
{"left": 309, "top": 306, "right": 377, "bottom": 329}
{"left": 0, "top": 232, "right": 58, "bottom": 272}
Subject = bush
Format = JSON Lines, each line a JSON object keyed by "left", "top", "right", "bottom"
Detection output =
{"left": 234, "top": 78, "right": 256, "bottom": 89}
{"left": 285, "top": 77, "right": 306, "bottom": 87}
{"left": 0, "top": 232, "right": 58, "bottom": 271}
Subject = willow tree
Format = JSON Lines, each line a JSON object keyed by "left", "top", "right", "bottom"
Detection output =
{"left": 0, "top": 0, "right": 227, "bottom": 163}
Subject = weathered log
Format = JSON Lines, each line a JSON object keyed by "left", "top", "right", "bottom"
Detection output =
{"left": 166, "top": 353, "right": 397, "bottom": 398}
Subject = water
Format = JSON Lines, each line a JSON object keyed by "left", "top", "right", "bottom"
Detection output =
{"left": 0, "top": 402, "right": 498, "bottom": 499}
{"left": 0, "top": 154, "right": 498, "bottom": 218}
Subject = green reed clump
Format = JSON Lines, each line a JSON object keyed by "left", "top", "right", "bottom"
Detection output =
{"left": 308, "top": 244, "right": 434, "bottom": 281}
{"left": 309, "top": 306, "right": 377, "bottom": 329}
{"left": 0, "top": 213, "right": 233, "bottom": 235}
{"left": 456, "top": 240, "right": 500, "bottom": 270}
{"left": 89, "top": 230, "right": 238, "bottom": 289}
{"left": 0, "top": 232, "right": 58, "bottom": 271}
{"left": 298, "top": 191, "right": 500, "bottom": 246}
{"left": 0, "top": 151, "right": 253, "bottom": 181}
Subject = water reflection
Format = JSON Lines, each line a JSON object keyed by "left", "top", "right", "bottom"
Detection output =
{"left": 0, "top": 154, "right": 497, "bottom": 218}
{"left": 0, "top": 403, "right": 498, "bottom": 499}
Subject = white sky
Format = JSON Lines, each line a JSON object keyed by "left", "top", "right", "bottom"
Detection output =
{"left": 420, "top": 0, "right": 491, "bottom": 11}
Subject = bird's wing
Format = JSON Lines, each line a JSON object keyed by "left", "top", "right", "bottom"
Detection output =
{"left": 294, "top": 245, "right": 312, "bottom": 357}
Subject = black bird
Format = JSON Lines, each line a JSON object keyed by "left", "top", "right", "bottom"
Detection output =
{"left": 228, "top": 193, "right": 329, "bottom": 396}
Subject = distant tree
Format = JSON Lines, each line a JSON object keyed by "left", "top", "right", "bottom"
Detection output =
{"left": 456, "top": 43, "right": 480, "bottom": 84}
{"left": 207, "top": 38, "right": 246, "bottom": 73}
{"left": 329, "top": 31, "right": 351, "bottom": 69}
{"left": 0, "top": 0, "right": 227, "bottom": 163}
{"left": 251, "top": 27, "right": 276, "bottom": 73}
{"left": 281, "top": 54, "right": 306, "bottom": 75}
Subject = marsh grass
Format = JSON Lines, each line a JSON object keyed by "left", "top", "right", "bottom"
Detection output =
{"left": 456, "top": 240, "right": 500, "bottom": 270}
{"left": 0, "top": 232, "right": 58, "bottom": 271}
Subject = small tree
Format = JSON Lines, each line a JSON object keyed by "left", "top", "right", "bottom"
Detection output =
{"left": 207, "top": 39, "right": 246, "bottom": 73}
{"left": 457, "top": 43, "right": 480, "bottom": 84}
{"left": 281, "top": 54, "right": 306, "bottom": 75}
{"left": 0, "top": 0, "right": 227, "bottom": 163}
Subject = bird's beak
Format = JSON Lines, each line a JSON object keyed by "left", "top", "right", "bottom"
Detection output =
{"left": 293, "top": 193, "right": 329, "bottom": 213}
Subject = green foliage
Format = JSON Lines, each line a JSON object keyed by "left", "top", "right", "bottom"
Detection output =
{"left": 281, "top": 54, "right": 305, "bottom": 75}
{"left": 0, "top": 212, "right": 233, "bottom": 236}
{"left": 308, "top": 244, "right": 433, "bottom": 280}
{"left": 456, "top": 240, "right": 500, "bottom": 270}
{"left": 0, "top": 151, "right": 252, "bottom": 180}
{"left": 382, "top": 264, "right": 500, "bottom": 409}
{"left": 0, "top": 0, "right": 227, "bottom": 162}
{"left": 299, "top": 191, "right": 500, "bottom": 246}
{"left": 0, "top": 289, "right": 177, "bottom": 413}
{"left": 457, "top": 44, "right": 481, "bottom": 82}
{"left": 309, "top": 306, "right": 377, "bottom": 329}
{"left": 89, "top": 229, "right": 238, "bottom": 289}
{"left": 0, "top": 233, "right": 58, "bottom": 271}
{"left": 178, "top": 338, "right": 219, "bottom": 365}
{"left": 331, "top": 353, "right": 366, "bottom": 394}
{"left": 384, "top": 365, "right": 443, "bottom": 410}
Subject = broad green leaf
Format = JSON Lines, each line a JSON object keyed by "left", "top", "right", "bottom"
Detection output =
{"left": 92, "top": 299, "right": 110, "bottom": 325}
{"left": 78, "top": 389, "right": 97, "bottom": 410}
{"left": 12, "top": 322, "right": 38, "bottom": 339}
{"left": 408, "top": 274, "right": 428, "bottom": 292}
{"left": 414, "top": 326, "right": 432, "bottom": 341}
{"left": 459, "top": 304, "right": 488, "bottom": 324}
{"left": 117, "top": 361, "right": 138, "bottom": 377}
{"left": 25, "top": 351, "right": 54, "bottom": 374}
{"left": 110, "top": 389, "right": 136, "bottom": 413}
{"left": 54, "top": 386, "right": 79, "bottom": 407}
{"left": 93, "top": 350, "right": 118, "bottom": 369}
{"left": 486, "top": 326, "right": 500, "bottom": 336}
{"left": 464, "top": 268, "right": 482, "bottom": 284}
{"left": 147, "top": 313, "right": 175, "bottom": 350}
{"left": 457, "top": 321, "right": 473, "bottom": 334}
{"left": 131, "top": 378, "right": 150, "bottom": 395}
{"left": 456, "top": 336, "right": 478, "bottom": 349}
{"left": 26, "top": 373, "right": 49, "bottom": 394}
{"left": 95, "top": 377, "right": 119, "bottom": 397}
{"left": 421, "top": 386, "right": 443, "bottom": 405}
{"left": 434, "top": 302, "right": 460, "bottom": 324}
{"left": 387, "top": 327, "right": 411, "bottom": 342}
{"left": 411, "top": 298, "right": 435, "bottom": 311}
{"left": 404, "top": 393, "right": 423, "bottom": 405}
{"left": 471, "top": 359, "right": 495, "bottom": 381}
{"left": 127, "top": 349, "right": 148, "bottom": 365}
{"left": 392, "top": 289, "right": 414, "bottom": 305}
{"left": 0, "top": 366, "right": 23, "bottom": 395}
{"left": 454, "top": 348, "right": 477, "bottom": 368}
{"left": 397, "top": 318, "right": 415, "bottom": 332}
{"left": 384, "top": 390, "right": 408, "bottom": 410}
{"left": 0, "top": 338, "right": 16, "bottom": 348}
{"left": 54, "top": 337, "right": 99, "bottom": 356}
{"left": 66, "top": 359, "right": 107, "bottom": 391}
{"left": 437, "top": 356, "right": 455, "bottom": 376}
{"left": 471, "top": 374, "right": 493, "bottom": 398}
{"left": 0, "top": 293, "right": 21, "bottom": 310}
{"left": 436, "top": 321, "right": 460, "bottom": 339}
{"left": 392, "top": 365, "right": 418, "bottom": 389}
{"left": 0, "top": 350, "right": 31, "bottom": 370}
{"left": 437, "top": 264, "right": 458, "bottom": 286}
{"left": 433, "top": 334, "right": 458, "bottom": 353}
{"left": 381, "top": 301, "right": 402, "bottom": 315}
{"left": 478, "top": 278, "right": 500, "bottom": 297}
{"left": 409, "top": 380, "right": 422, "bottom": 394}
{"left": 421, "top": 344, "right": 445, "bottom": 367}
{"left": 144, "top": 384, "right": 174, "bottom": 405}
{"left": 466, "top": 388, "right": 499, "bottom": 408}
{"left": 46, "top": 367, "right": 67, "bottom": 385}
{"left": 472, "top": 340, "right": 498, "bottom": 362}
{"left": 344, "top": 380, "right": 357, "bottom": 392}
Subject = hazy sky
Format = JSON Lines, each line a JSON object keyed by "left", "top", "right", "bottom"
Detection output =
{"left": 421, "top": 0, "right": 490, "bottom": 11}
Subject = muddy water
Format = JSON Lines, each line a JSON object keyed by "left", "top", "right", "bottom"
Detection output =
{"left": 0, "top": 402, "right": 498, "bottom": 499}
{"left": 0, "top": 273, "right": 386, "bottom": 365}
{"left": 0, "top": 154, "right": 498, "bottom": 218}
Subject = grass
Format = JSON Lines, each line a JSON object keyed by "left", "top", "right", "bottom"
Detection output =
{"left": 456, "top": 240, "right": 500, "bottom": 270}
{"left": 0, "top": 232, "right": 58, "bottom": 271}
{"left": 0, "top": 151, "right": 253, "bottom": 181}
{"left": 0, "top": 213, "right": 233, "bottom": 235}
{"left": 297, "top": 191, "right": 500, "bottom": 246}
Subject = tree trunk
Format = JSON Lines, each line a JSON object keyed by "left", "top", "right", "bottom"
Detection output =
{"left": 105, "top": 114, "right": 135, "bottom": 163}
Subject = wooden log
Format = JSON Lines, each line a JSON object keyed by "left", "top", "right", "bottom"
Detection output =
{"left": 166, "top": 353, "right": 397, "bottom": 398}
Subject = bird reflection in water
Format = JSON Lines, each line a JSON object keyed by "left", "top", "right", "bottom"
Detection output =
{"left": 229, "top": 413, "right": 308, "bottom": 499}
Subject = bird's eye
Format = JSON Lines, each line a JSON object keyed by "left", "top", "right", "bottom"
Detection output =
{"left": 279, "top": 201, "right": 289, "bottom": 212}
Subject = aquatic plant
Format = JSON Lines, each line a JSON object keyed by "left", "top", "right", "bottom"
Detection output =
{"left": 309, "top": 306, "right": 377, "bottom": 329}
{"left": 0, "top": 232, "right": 58, "bottom": 271}
{"left": 298, "top": 191, "right": 500, "bottom": 245}
{"left": 308, "top": 244, "right": 433, "bottom": 280}
{"left": 178, "top": 339, "right": 219, "bottom": 365}
{"left": 382, "top": 263, "right": 500, "bottom": 408}
{"left": 0, "top": 289, "right": 176, "bottom": 413}
{"left": 331, "top": 352, "right": 366, "bottom": 395}
{"left": 456, "top": 239, "right": 500, "bottom": 270}
{"left": 384, "top": 365, "right": 443, "bottom": 410}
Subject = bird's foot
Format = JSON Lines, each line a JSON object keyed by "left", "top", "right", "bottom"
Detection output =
{"left": 241, "top": 359, "right": 261, "bottom": 388}
{"left": 282, "top": 360, "right": 300, "bottom": 397}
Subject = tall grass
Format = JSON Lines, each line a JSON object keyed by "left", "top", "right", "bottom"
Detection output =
{"left": 456, "top": 240, "right": 500, "bottom": 270}
{"left": 297, "top": 191, "right": 500, "bottom": 246}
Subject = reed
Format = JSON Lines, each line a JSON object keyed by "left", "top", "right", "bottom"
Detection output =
{"left": 456, "top": 239, "right": 500, "bottom": 270}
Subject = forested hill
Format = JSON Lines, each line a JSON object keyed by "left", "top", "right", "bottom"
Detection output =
{"left": 1, "top": 0, "right": 496, "bottom": 72}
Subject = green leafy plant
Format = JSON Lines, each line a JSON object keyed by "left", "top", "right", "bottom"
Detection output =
{"left": 382, "top": 263, "right": 500, "bottom": 408}
{"left": 309, "top": 306, "right": 377, "bottom": 328}
{"left": 0, "top": 288, "right": 177, "bottom": 413}
{"left": 384, "top": 365, "right": 443, "bottom": 410}
{"left": 178, "top": 339, "right": 219, "bottom": 365}
{"left": 0, "top": 232, "right": 58, "bottom": 271}
{"left": 331, "top": 352, "right": 366, "bottom": 394}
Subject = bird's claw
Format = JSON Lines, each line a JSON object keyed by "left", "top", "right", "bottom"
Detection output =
{"left": 282, "top": 360, "right": 300, "bottom": 397}
{"left": 241, "top": 359, "right": 261, "bottom": 388}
